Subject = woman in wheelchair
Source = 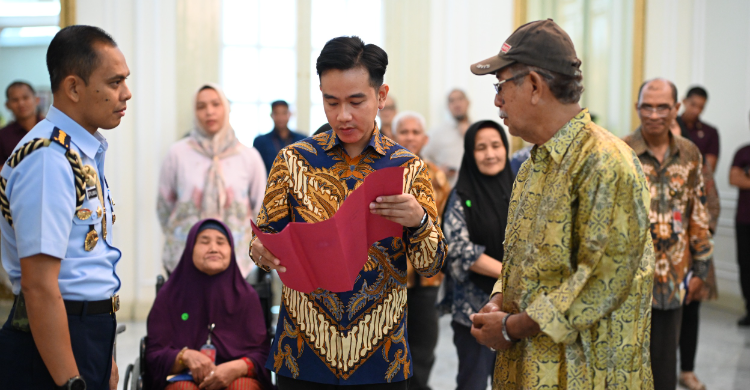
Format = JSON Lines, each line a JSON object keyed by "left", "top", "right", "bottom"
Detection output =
{"left": 144, "top": 219, "right": 272, "bottom": 390}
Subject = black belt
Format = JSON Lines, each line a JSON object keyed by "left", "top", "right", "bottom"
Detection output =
{"left": 64, "top": 295, "right": 120, "bottom": 315}
{"left": 13, "top": 294, "right": 120, "bottom": 316}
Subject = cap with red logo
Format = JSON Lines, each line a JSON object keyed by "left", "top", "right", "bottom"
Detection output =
{"left": 470, "top": 19, "right": 581, "bottom": 77}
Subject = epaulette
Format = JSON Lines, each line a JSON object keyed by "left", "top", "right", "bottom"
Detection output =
{"left": 0, "top": 127, "right": 85, "bottom": 227}
{"left": 51, "top": 127, "right": 71, "bottom": 150}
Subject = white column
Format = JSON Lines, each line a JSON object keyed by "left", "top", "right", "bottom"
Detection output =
{"left": 427, "top": 0, "right": 514, "bottom": 131}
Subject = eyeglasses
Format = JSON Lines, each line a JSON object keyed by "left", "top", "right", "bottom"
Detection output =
{"left": 638, "top": 104, "right": 674, "bottom": 118}
{"left": 493, "top": 73, "right": 528, "bottom": 94}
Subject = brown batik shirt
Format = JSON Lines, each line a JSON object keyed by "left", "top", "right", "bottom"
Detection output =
{"left": 623, "top": 129, "right": 713, "bottom": 310}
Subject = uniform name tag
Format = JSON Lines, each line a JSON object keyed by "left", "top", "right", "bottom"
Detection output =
{"left": 87, "top": 186, "right": 98, "bottom": 199}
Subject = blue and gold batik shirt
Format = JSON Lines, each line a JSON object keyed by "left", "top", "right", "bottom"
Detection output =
{"left": 254, "top": 125, "right": 446, "bottom": 385}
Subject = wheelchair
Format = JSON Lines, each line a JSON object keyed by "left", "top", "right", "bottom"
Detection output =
{"left": 122, "top": 269, "right": 276, "bottom": 390}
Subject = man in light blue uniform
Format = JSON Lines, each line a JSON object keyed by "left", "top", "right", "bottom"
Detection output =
{"left": 0, "top": 25, "right": 131, "bottom": 390}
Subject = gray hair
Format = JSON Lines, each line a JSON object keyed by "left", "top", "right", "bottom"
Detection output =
{"left": 508, "top": 63, "right": 584, "bottom": 104}
{"left": 391, "top": 110, "right": 427, "bottom": 134}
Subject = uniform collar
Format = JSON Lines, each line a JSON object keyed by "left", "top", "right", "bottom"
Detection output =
{"left": 536, "top": 109, "right": 590, "bottom": 164}
{"left": 45, "top": 106, "right": 104, "bottom": 159}
{"left": 629, "top": 127, "right": 681, "bottom": 158}
{"left": 323, "top": 122, "right": 387, "bottom": 156}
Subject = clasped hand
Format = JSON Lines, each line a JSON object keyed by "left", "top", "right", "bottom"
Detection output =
{"left": 469, "top": 302, "right": 515, "bottom": 351}
{"left": 183, "top": 350, "right": 240, "bottom": 390}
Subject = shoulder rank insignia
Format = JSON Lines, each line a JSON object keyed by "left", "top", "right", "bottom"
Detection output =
{"left": 51, "top": 127, "right": 71, "bottom": 150}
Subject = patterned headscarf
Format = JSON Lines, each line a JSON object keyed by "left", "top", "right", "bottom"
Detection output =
{"left": 188, "top": 83, "right": 240, "bottom": 219}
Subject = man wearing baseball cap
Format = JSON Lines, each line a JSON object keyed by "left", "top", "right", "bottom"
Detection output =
{"left": 468, "top": 19, "right": 656, "bottom": 389}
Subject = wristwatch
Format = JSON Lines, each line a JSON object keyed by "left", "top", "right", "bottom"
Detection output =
{"left": 501, "top": 314, "right": 519, "bottom": 343}
{"left": 418, "top": 211, "right": 428, "bottom": 227}
{"left": 58, "top": 375, "right": 86, "bottom": 390}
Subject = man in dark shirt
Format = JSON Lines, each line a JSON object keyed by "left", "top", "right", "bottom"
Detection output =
{"left": 730, "top": 112, "right": 750, "bottom": 327}
{"left": 677, "top": 86, "right": 719, "bottom": 171}
{"left": 253, "top": 100, "right": 306, "bottom": 173}
{"left": 0, "top": 81, "right": 42, "bottom": 163}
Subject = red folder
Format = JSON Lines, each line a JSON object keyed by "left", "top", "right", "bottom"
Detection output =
{"left": 251, "top": 167, "right": 405, "bottom": 293}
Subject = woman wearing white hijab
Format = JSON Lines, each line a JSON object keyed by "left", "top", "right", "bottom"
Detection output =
{"left": 158, "top": 84, "right": 267, "bottom": 276}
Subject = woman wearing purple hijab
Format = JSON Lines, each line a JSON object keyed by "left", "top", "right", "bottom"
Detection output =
{"left": 145, "top": 219, "right": 271, "bottom": 390}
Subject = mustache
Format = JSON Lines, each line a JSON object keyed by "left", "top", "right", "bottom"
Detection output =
{"left": 498, "top": 98, "right": 507, "bottom": 118}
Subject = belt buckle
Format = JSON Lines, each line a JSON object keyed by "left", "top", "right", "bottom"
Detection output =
{"left": 111, "top": 294, "right": 120, "bottom": 313}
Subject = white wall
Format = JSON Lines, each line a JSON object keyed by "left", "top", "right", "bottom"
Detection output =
{"left": 427, "top": 0, "right": 514, "bottom": 131}
{"left": 644, "top": 0, "right": 750, "bottom": 312}
{"left": 77, "top": 0, "right": 178, "bottom": 320}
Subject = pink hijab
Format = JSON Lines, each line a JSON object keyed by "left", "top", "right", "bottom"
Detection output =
{"left": 189, "top": 83, "right": 240, "bottom": 219}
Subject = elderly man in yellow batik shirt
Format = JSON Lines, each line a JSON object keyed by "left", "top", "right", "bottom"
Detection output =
{"left": 467, "top": 19, "right": 656, "bottom": 389}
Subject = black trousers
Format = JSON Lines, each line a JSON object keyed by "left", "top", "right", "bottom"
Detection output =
{"left": 679, "top": 300, "right": 701, "bottom": 372}
{"left": 407, "top": 286, "right": 440, "bottom": 390}
{"left": 451, "top": 321, "right": 495, "bottom": 390}
{"left": 277, "top": 376, "right": 408, "bottom": 389}
{"left": 0, "top": 302, "right": 116, "bottom": 389}
{"left": 651, "top": 307, "right": 682, "bottom": 390}
{"left": 737, "top": 222, "right": 750, "bottom": 315}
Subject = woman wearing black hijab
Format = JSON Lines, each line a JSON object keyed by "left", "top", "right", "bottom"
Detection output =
{"left": 437, "top": 120, "right": 514, "bottom": 390}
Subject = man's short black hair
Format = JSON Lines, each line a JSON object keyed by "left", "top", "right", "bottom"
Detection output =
{"left": 686, "top": 86, "right": 708, "bottom": 100}
{"left": 271, "top": 100, "right": 289, "bottom": 110}
{"left": 314, "top": 123, "right": 332, "bottom": 135}
{"left": 5, "top": 81, "right": 35, "bottom": 99}
{"left": 316, "top": 36, "right": 388, "bottom": 89}
{"left": 47, "top": 25, "right": 118, "bottom": 93}
{"left": 637, "top": 78, "right": 678, "bottom": 104}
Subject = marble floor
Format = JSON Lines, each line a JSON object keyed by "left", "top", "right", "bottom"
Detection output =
{"left": 105, "top": 304, "right": 750, "bottom": 390}
{"left": 2, "top": 302, "right": 748, "bottom": 389}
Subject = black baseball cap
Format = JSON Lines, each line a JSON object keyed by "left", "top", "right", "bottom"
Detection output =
{"left": 470, "top": 19, "right": 581, "bottom": 77}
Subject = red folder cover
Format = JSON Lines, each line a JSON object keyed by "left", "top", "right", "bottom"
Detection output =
{"left": 251, "top": 166, "right": 405, "bottom": 293}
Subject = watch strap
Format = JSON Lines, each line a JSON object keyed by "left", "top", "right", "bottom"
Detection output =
{"left": 501, "top": 313, "right": 519, "bottom": 343}
{"left": 58, "top": 375, "right": 86, "bottom": 390}
{"left": 406, "top": 208, "right": 429, "bottom": 232}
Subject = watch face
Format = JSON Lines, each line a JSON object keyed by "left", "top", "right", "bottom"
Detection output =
{"left": 70, "top": 377, "right": 86, "bottom": 390}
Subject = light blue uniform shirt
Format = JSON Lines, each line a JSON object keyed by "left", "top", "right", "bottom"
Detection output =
{"left": 0, "top": 106, "right": 121, "bottom": 301}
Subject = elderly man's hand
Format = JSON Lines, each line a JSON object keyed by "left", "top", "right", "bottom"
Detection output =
{"left": 369, "top": 194, "right": 425, "bottom": 228}
{"left": 470, "top": 311, "right": 513, "bottom": 351}
{"left": 250, "top": 238, "right": 286, "bottom": 273}
{"left": 479, "top": 293, "right": 503, "bottom": 314}
{"left": 686, "top": 276, "right": 705, "bottom": 304}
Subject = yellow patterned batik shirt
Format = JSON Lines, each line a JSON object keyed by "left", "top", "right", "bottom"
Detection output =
{"left": 254, "top": 126, "right": 446, "bottom": 385}
{"left": 623, "top": 129, "right": 713, "bottom": 310}
{"left": 492, "top": 110, "right": 655, "bottom": 389}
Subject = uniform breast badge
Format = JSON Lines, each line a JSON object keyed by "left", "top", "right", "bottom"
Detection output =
{"left": 85, "top": 225, "right": 99, "bottom": 251}
{"left": 83, "top": 165, "right": 108, "bottom": 241}
{"left": 76, "top": 208, "right": 92, "bottom": 220}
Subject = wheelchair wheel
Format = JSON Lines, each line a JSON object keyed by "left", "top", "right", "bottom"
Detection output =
{"left": 123, "top": 363, "right": 133, "bottom": 390}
